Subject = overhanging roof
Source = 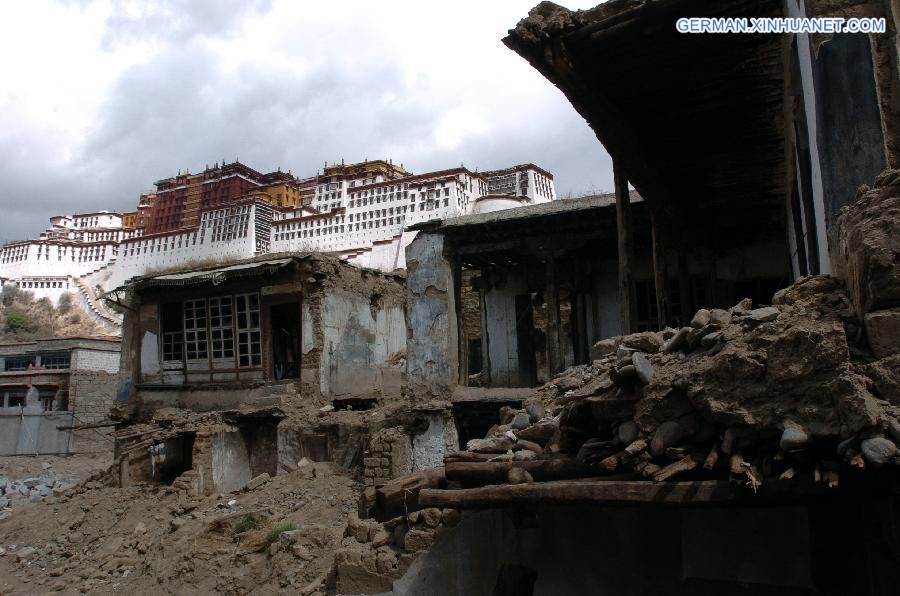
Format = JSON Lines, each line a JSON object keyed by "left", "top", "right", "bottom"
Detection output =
{"left": 504, "top": 0, "right": 789, "bottom": 248}
{"left": 129, "top": 257, "right": 302, "bottom": 292}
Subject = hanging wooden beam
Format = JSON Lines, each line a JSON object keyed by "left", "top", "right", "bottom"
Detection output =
{"left": 614, "top": 166, "right": 634, "bottom": 334}
{"left": 651, "top": 214, "right": 671, "bottom": 329}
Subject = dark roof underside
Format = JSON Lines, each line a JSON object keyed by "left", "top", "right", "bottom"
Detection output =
{"left": 505, "top": 0, "right": 789, "bottom": 250}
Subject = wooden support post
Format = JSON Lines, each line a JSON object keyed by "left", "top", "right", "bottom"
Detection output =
{"left": 678, "top": 246, "right": 692, "bottom": 325}
{"left": 614, "top": 167, "right": 634, "bottom": 335}
{"left": 651, "top": 214, "right": 671, "bottom": 329}
{"left": 546, "top": 257, "right": 562, "bottom": 376}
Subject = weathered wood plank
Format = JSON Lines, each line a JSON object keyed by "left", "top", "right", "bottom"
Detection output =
{"left": 445, "top": 459, "right": 601, "bottom": 484}
{"left": 418, "top": 479, "right": 734, "bottom": 508}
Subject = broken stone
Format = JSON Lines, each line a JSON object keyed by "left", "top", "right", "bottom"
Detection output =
{"left": 466, "top": 436, "right": 515, "bottom": 453}
{"left": 403, "top": 528, "right": 435, "bottom": 552}
{"left": 731, "top": 298, "right": 753, "bottom": 314}
{"left": 420, "top": 507, "right": 442, "bottom": 528}
{"left": 779, "top": 427, "right": 810, "bottom": 451}
{"left": 525, "top": 402, "right": 545, "bottom": 423}
{"left": 498, "top": 406, "right": 517, "bottom": 426}
{"left": 15, "top": 547, "right": 36, "bottom": 561}
{"left": 516, "top": 439, "right": 543, "bottom": 454}
{"left": 632, "top": 353, "right": 652, "bottom": 385}
{"left": 617, "top": 420, "right": 639, "bottom": 445}
{"left": 511, "top": 412, "right": 531, "bottom": 430}
{"left": 441, "top": 508, "right": 461, "bottom": 527}
{"left": 616, "top": 346, "right": 636, "bottom": 366}
{"left": 664, "top": 327, "right": 690, "bottom": 353}
{"left": 890, "top": 420, "right": 900, "bottom": 444}
{"left": 709, "top": 308, "right": 732, "bottom": 326}
{"left": 590, "top": 338, "right": 619, "bottom": 360}
{"left": 513, "top": 449, "right": 537, "bottom": 461}
{"left": 515, "top": 419, "right": 558, "bottom": 444}
{"left": 245, "top": 473, "right": 271, "bottom": 491}
{"left": 620, "top": 331, "right": 663, "bottom": 354}
{"left": 507, "top": 468, "right": 534, "bottom": 484}
{"left": 747, "top": 307, "right": 780, "bottom": 324}
{"left": 170, "top": 518, "right": 188, "bottom": 531}
{"left": 700, "top": 331, "right": 722, "bottom": 349}
{"left": 617, "top": 364, "right": 636, "bottom": 377}
{"left": 650, "top": 421, "right": 684, "bottom": 457}
{"left": 864, "top": 308, "right": 900, "bottom": 358}
{"left": 691, "top": 309, "right": 711, "bottom": 329}
{"left": 860, "top": 437, "right": 897, "bottom": 466}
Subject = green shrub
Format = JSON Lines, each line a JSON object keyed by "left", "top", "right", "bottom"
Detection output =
{"left": 263, "top": 522, "right": 297, "bottom": 548}
{"left": 4, "top": 310, "right": 34, "bottom": 333}
{"left": 233, "top": 513, "right": 267, "bottom": 535}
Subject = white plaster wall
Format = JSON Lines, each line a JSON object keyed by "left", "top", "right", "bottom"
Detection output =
{"left": 412, "top": 412, "right": 459, "bottom": 471}
{"left": 212, "top": 428, "right": 252, "bottom": 493}
{"left": 319, "top": 291, "right": 405, "bottom": 397}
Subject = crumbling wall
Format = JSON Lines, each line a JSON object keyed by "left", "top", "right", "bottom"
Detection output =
{"left": 835, "top": 169, "right": 900, "bottom": 357}
{"left": 365, "top": 428, "right": 413, "bottom": 488}
{"left": 411, "top": 412, "right": 458, "bottom": 472}
{"left": 300, "top": 256, "right": 407, "bottom": 402}
{"left": 406, "top": 233, "right": 458, "bottom": 397}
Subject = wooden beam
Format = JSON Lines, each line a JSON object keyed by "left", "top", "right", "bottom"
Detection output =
{"left": 418, "top": 479, "right": 735, "bottom": 509}
{"left": 445, "top": 459, "right": 603, "bottom": 485}
{"left": 614, "top": 166, "right": 634, "bottom": 334}
{"left": 651, "top": 214, "right": 671, "bottom": 328}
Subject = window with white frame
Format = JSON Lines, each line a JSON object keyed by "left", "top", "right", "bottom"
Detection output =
{"left": 236, "top": 294, "right": 261, "bottom": 367}
{"left": 184, "top": 299, "right": 208, "bottom": 360}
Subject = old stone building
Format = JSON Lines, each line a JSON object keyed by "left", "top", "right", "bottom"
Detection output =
{"left": 0, "top": 336, "right": 120, "bottom": 455}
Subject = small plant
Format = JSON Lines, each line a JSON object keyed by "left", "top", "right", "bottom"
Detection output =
{"left": 233, "top": 513, "right": 267, "bottom": 535}
{"left": 263, "top": 522, "right": 297, "bottom": 549}
{"left": 4, "top": 310, "right": 34, "bottom": 333}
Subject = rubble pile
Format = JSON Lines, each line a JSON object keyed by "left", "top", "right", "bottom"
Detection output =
{"left": 0, "top": 460, "right": 357, "bottom": 595}
{"left": 407, "top": 274, "right": 899, "bottom": 507}
{"left": 0, "top": 470, "right": 80, "bottom": 514}
{"left": 332, "top": 506, "right": 462, "bottom": 593}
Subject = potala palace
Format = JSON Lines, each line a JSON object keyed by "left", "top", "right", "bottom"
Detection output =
{"left": 0, "top": 159, "right": 555, "bottom": 330}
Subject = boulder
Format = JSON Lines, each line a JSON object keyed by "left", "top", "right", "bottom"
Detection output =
{"left": 620, "top": 332, "right": 663, "bottom": 354}
{"left": 590, "top": 338, "right": 619, "bottom": 360}
{"left": 632, "top": 353, "right": 653, "bottom": 385}
{"left": 691, "top": 309, "right": 711, "bottom": 329}
{"left": 708, "top": 309, "right": 732, "bottom": 326}
{"left": 664, "top": 328, "right": 690, "bottom": 353}
{"left": 779, "top": 427, "right": 810, "bottom": 451}
{"left": 516, "top": 419, "right": 558, "bottom": 445}
{"left": 650, "top": 421, "right": 685, "bottom": 457}
{"left": 466, "top": 436, "right": 515, "bottom": 453}
{"left": 617, "top": 420, "right": 639, "bottom": 445}
{"left": 525, "top": 401, "right": 545, "bottom": 422}
{"left": 511, "top": 412, "right": 531, "bottom": 431}
{"left": 860, "top": 437, "right": 897, "bottom": 466}
{"left": 747, "top": 307, "right": 780, "bottom": 324}
{"left": 864, "top": 308, "right": 900, "bottom": 358}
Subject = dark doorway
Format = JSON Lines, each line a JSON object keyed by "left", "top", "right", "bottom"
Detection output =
{"left": 157, "top": 433, "right": 195, "bottom": 484}
{"left": 453, "top": 400, "right": 523, "bottom": 447}
{"left": 270, "top": 302, "right": 301, "bottom": 380}
{"left": 239, "top": 418, "right": 279, "bottom": 478}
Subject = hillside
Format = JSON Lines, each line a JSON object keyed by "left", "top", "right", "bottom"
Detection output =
{"left": 0, "top": 286, "right": 101, "bottom": 342}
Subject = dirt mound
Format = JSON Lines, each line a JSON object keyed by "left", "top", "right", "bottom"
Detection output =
{"left": 0, "top": 460, "right": 357, "bottom": 595}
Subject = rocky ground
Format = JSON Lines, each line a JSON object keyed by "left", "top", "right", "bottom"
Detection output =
{"left": 0, "top": 457, "right": 358, "bottom": 595}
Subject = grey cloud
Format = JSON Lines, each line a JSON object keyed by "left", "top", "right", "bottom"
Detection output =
{"left": 0, "top": 2, "right": 612, "bottom": 243}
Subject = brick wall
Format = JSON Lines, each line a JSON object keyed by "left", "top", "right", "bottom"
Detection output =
{"left": 364, "top": 427, "right": 413, "bottom": 488}
{"left": 72, "top": 348, "right": 120, "bottom": 374}
{"left": 69, "top": 371, "right": 119, "bottom": 423}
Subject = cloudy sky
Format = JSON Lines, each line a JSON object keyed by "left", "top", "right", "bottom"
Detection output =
{"left": 0, "top": 0, "right": 611, "bottom": 242}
